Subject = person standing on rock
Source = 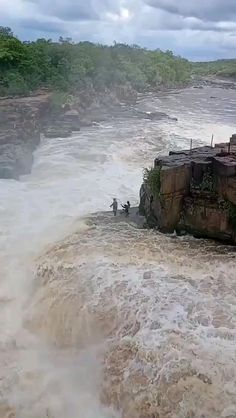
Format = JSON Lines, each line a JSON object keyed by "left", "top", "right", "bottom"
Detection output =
{"left": 122, "top": 201, "right": 130, "bottom": 217}
{"left": 110, "top": 198, "right": 118, "bottom": 216}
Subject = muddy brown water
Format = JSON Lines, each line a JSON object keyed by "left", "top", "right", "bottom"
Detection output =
{"left": 0, "top": 87, "right": 235, "bottom": 417}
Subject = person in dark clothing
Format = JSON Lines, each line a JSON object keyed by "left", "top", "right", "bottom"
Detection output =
{"left": 127, "top": 201, "right": 131, "bottom": 210}
{"left": 122, "top": 202, "right": 129, "bottom": 217}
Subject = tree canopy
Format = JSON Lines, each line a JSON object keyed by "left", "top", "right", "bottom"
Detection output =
{"left": 0, "top": 27, "right": 193, "bottom": 96}
{"left": 192, "top": 59, "right": 236, "bottom": 79}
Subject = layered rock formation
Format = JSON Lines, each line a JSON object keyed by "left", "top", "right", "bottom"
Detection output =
{"left": 140, "top": 135, "right": 236, "bottom": 243}
{"left": 0, "top": 85, "right": 138, "bottom": 180}
{"left": 0, "top": 94, "right": 51, "bottom": 179}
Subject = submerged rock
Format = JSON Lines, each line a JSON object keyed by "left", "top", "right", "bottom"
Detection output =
{"left": 44, "top": 128, "right": 72, "bottom": 138}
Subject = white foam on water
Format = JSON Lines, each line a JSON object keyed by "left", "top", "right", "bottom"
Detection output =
{"left": 0, "top": 87, "right": 235, "bottom": 417}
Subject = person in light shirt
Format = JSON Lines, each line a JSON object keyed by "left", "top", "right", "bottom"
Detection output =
{"left": 110, "top": 198, "right": 118, "bottom": 216}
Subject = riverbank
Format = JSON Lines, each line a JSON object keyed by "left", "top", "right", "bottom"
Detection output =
{"left": 0, "top": 78, "right": 235, "bottom": 185}
{"left": 0, "top": 87, "right": 135, "bottom": 179}
{"left": 0, "top": 84, "right": 180, "bottom": 180}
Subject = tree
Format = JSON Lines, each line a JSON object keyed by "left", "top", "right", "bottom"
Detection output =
{"left": 0, "top": 36, "right": 28, "bottom": 67}
{"left": 0, "top": 34, "right": 193, "bottom": 96}
{"left": 0, "top": 26, "right": 14, "bottom": 38}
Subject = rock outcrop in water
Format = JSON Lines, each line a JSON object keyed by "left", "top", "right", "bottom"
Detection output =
{"left": 0, "top": 94, "right": 51, "bottom": 179}
{"left": 140, "top": 135, "right": 236, "bottom": 244}
{"left": 0, "top": 86, "right": 138, "bottom": 179}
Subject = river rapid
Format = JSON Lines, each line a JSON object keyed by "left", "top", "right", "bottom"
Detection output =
{"left": 0, "top": 87, "right": 236, "bottom": 418}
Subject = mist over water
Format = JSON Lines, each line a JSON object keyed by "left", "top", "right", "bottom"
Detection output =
{"left": 0, "top": 87, "right": 235, "bottom": 417}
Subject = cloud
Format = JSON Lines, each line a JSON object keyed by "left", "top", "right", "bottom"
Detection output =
{"left": 25, "top": 0, "right": 98, "bottom": 21}
{"left": 19, "top": 18, "right": 67, "bottom": 34}
{"left": 23, "top": 0, "right": 124, "bottom": 21}
{"left": 0, "top": 0, "right": 236, "bottom": 60}
{"left": 144, "top": 0, "right": 236, "bottom": 22}
{"left": 139, "top": 7, "right": 236, "bottom": 32}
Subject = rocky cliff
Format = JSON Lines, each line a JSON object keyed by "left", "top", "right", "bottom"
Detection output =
{"left": 140, "top": 135, "right": 236, "bottom": 244}
{"left": 0, "top": 94, "right": 51, "bottom": 179}
{"left": 0, "top": 86, "right": 138, "bottom": 179}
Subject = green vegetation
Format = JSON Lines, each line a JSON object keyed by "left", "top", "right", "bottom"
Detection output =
{"left": 143, "top": 167, "right": 161, "bottom": 197}
{"left": 199, "top": 170, "right": 216, "bottom": 193}
{"left": 193, "top": 59, "right": 236, "bottom": 80}
{"left": 0, "top": 26, "right": 192, "bottom": 97}
{"left": 219, "top": 199, "right": 236, "bottom": 228}
{"left": 48, "top": 91, "right": 73, "bottom": 113}
{"left": 2, "top": 25, "right": 235, "bottom": 97}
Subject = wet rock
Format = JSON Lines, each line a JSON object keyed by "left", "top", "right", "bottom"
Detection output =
{"left": 59, "top": 109, "right": 81, "bottom": 130}
{"left": 0, "top": 94, "right": 50, "bottom": 179}
{"left": 138, "top": 111, "right": 170, "bottom": 120}
{"left": 213, "top": 156, "right": 236, "bottom": 177}
{"left": 0, "top": 86, "right": 139, "bottom": 179}
{"left": 140, "top": 142, "right": 236, "bottom": 244}
{"left": 44, "top": 128, "right": 72, "bottom": 138}
{"left": 230, "top": 134, "right": 236, "bottom": 145}
{"left": 45, "top": 108, "right": 81, "bottom": 135}
{"left": 143, "top": 271, "right": 152, "bottom": 280}
{"left": 150, "top": 320, "right": 161, "bottom": 330}
{"left": 204, "top": 77, "right": 236, "bottom": 90}
{"left": 79, "top": 118, "right": 94, "bottom": 127}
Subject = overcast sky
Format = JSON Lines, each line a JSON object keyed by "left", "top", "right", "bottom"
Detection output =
{"left": 1, "top": 0, "right": 236, "bottom": 60}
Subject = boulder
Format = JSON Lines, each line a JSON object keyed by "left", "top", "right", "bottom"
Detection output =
{"left": 0, "top": 94, "right": 50, "bottom": 179}
{"left": 140, "top": 139, "right": 236, "bottom": 243}
{"left": 230, "top": 134, "right": 236, "bottom": 145}
{"left": 218, "top": 176, "right": 236, "bottom": 205}
{"left": 226, "top": 177, "right": 236, "bottom": 205}
{"left": 160, "top": 164, "right": 190, "bottom": 195}
{"left": 191, "top": 160, "right": 212, "bottom": 184}
{"left": 213, "top": 156, "right": 236, "bottom": 177}
{"left": 44, "top": 128, "right": 72, "bottom": 138}
{"left": 138, "top": 111, "right": 173, "bottom": 121}
{"left": 178, "top": 197, "right": 233, "bottom": 243}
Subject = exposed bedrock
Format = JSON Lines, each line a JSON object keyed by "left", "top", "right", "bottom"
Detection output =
{"left": 0, "top": 94, "right": 51, "bottom": 179}
{"left": 140, "top": 135, "right": 236, "bottom": 243}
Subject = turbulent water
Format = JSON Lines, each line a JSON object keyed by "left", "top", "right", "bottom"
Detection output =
{"left": 0, "top": 87, "right": 236, "bottom": 418}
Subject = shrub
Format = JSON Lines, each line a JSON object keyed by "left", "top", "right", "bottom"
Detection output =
{"left": 49, "top": 91, "right": 72, "bottom": 113}
{"left": 143, "top": 167, "right": 161, "bottom": 197}
{"left": 199, "top": 170, "right": 216, "bottom": 193}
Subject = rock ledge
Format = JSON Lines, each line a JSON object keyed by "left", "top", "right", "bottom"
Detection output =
{"left": 140, "top": 135, "right": 236, "bottom": 244}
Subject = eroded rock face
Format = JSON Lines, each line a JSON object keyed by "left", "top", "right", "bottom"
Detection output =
{"left": 140, "top": 140, "right": 236, "bottom": 243}
{"left": 0, "top": 94, "right": 50, "bottom": 179}
{"left": 179, "top": 198, "right": 233, "bottom": 242}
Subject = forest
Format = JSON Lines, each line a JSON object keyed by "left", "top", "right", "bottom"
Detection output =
{"left": 193, "top": 59, "right": 236, "bottom": 79}
{"left": 0, "top": 26, "right": 192, "bottom": 96}
{"left": 1, "top": 26, "right": 235, "bottom": 97}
